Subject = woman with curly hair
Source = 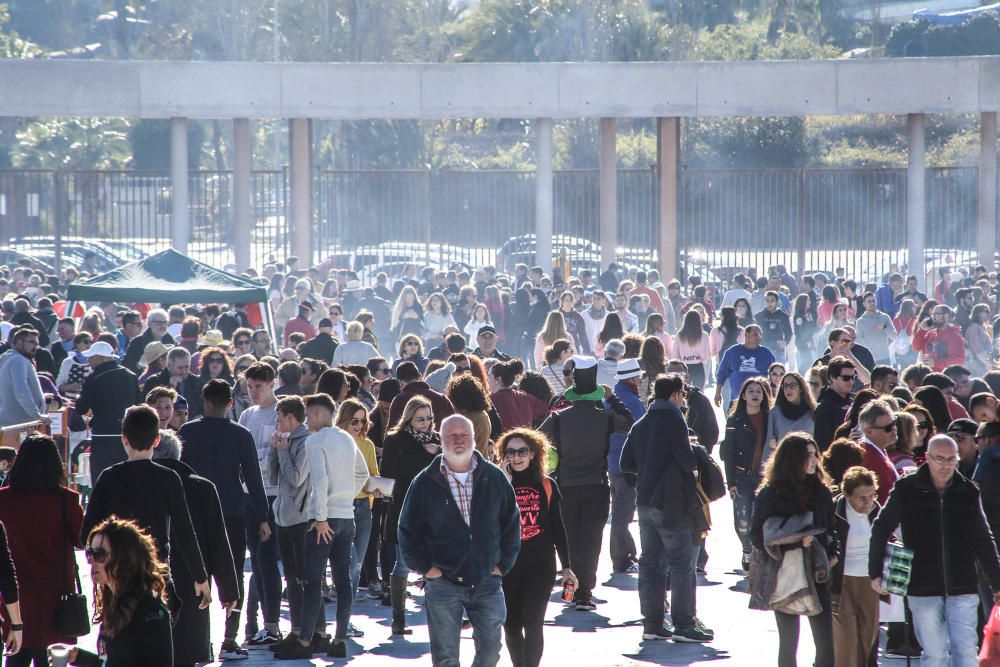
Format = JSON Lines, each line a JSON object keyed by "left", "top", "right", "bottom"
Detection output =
{"left": 750, "top": 433, "right": 838, "bottom": 667}
{"left": 495, "top": 428, "right": 576, "bottom": 667}
{"left": 197, "top": 345, "right": 234, "bottom": 385}
{"left": 820, "top": 438, "right": 865, "bottom": 491}
{"left": 64, "top": 517, "right": 173, "bottom": 666}
{"left": 446, "top": 374, "right": 495, "bottom": 458}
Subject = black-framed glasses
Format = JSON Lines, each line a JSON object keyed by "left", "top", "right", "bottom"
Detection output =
{"left": 505, "top": 447, "right": 530, "bottom": 458}
{"left": 872, "top": 422, "right": 896, "bottom": 433}
{"left": 85, "top": 546, "right": 109, "bottom": 563}
{"left": 206, "top": 357, "right": 225, "bottom": 364}
{"left": 838, "top": 374, "right": 856, "bottom": 381}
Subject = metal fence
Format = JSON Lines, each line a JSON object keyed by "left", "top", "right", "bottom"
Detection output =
{"left": 0, "top": 166, "right": 997, "bottom": 282}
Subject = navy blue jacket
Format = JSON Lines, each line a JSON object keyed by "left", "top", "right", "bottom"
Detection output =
{"left": 179, "top": 415, "right": 268, "bottom": 523}
{"left": 398, "top": 451, "right": 521, "bottom": 586}
{"left": 619, "top": 399, "right": 698, "bottom": 529}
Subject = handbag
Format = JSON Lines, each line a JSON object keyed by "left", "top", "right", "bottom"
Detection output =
{"left": 53, "top": 493, "right": 90, "bottom": 637}
{"left": 980, "top": 604, "right": 1000, "bottom": 666}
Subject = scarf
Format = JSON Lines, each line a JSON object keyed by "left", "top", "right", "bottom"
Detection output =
{"left": 404, "top": 424, "right": 438, "bottom": 444}
{"left": 781, "top": 399, "right": 812, "bottom": 422}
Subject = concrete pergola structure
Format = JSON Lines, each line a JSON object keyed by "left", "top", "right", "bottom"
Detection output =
{"left": 2, "top": 57, "right": 999, "bottom": 282}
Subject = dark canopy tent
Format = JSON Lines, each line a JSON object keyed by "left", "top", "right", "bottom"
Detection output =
{"left": 66, "top": 248, "right": 277, "bottom": 350}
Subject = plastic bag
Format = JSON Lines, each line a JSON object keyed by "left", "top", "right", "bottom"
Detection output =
{"left": 980, "top": 604, "right": 1000, "bottom": 666}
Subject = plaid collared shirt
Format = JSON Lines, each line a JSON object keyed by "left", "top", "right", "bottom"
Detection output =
{"left": 441, "top": 457, "right": 478, "bottom": 526}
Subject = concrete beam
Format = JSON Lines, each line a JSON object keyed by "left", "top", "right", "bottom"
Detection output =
{"left": 535, "top": 118, "right": 553, "bottom": 272}
{"left": 289, "top": 118, "right": 312, "bottom": 266}
{"left": 980, "top": 112, "right": 998, "bottom": 270}
{"left": 1, "top": 58, "right": 999, "bottom": 119}
{"left": 657, "top": 117, "right": 680, "bottom": 283}
{"left": 599, "top": 118, "right": 617, "bottom": 271}
{"left": 233, "top": 118, "right": 252, "bottom": 271}
{"left": 170, "top": 117, "right": 189, "bottom": 253}
{"left": 907, "top": 113, "right": 926, "bottom": 289}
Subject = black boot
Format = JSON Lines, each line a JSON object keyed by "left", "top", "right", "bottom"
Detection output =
{"left": 390, "top": 575, "right": 412, "bottom": 635}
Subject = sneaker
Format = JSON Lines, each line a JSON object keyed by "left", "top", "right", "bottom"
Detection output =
{"left": 672, "top": 627, "right": 713, "bottom": 643}
{"left": 884, "top": 645, "right": 922, "bottom": 659}
{"left": 347, "top": 623, "right": 365, "bottom": 638}
{"left": 693, "top": 618, "right": 714, "bottom": 637}
{"left": 355, "top": 589, "right": 369, "bottom": 603}
{"left": 273, "top": 641, "right": 314, "bottom": 660}
{"left": 367, "top": 582, "right": 384, "bottom": 599}
{"left": 642, "top": 626, "right": 673, "bottom": 641}
{"left": 662, "top": 617, "right": 674, "bottom": 634}
{"left": 574, "top": 598, "right": 597, "bottom": 611}
{"left": 247, "top": 628, "right": 282, "bottom": 646}
{"left": 219, "top": 640, "right": 249, "bottom": 660}
{"left": 268, "top": 633, "right": 299, "bottom": 652}
{"left": 322, "top": 587, "right": 337, "bottom": 603}
{"left": 623, "top": 561, "right": 639, "bottom": 574}
{"left": 327, "top": 640, "right": 348, "bottom": 658}
{"left": 663, "top": 593, "right": 671, "bottom": 615}
{"left": 741, "top": 550, "right": 752, "bottom": 572}
{"left": 310, "top": 634, "right": 331, "bottom": 653}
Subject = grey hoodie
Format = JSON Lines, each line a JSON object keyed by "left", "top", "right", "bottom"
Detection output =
{"left": 0, "top": 349, "right": 45, "bottom": 427}
{"left": 268, "top": 424, "right": 311, "bottom": 528}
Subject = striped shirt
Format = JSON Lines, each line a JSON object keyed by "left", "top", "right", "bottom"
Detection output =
{"left": 441, "top": 457, "right": 478, "bottom": 526}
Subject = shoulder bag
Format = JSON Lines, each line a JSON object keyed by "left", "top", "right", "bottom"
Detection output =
{"left": 53, "top": 492, "right": 90, "bottom": 637}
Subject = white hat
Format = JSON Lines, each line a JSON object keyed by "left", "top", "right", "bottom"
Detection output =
{"left": 344, "top": 279, "right": 362, "bottom": 291}
{"left": 80, "top": 341, "right": 116, "bottom": 358}
{"left": 616, "top": 358, "right": 642, "bottom": 380}
{"left": 569, "top": 354, "right": 597, "bottom": 370}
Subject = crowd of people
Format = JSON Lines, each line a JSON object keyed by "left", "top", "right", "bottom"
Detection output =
{"left": 1, "top": 255, "right": 1000, "bottom": 665}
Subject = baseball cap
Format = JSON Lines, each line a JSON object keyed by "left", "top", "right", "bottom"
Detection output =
{"left": 477, "top": 325, "right": 497, "bottom": 337}
{"left": 948, "top": 418, "right": 978, "bottom": 437}
{"left": 80, "top": 341, "right": 115, "bottom": 358}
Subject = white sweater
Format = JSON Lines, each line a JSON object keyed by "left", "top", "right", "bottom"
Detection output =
{"left": 305, "top": 426, "right": 370, "bottom": 522}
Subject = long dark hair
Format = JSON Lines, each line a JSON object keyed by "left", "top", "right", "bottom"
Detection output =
{"left": 639, "top": 336, "right": 666, "bottom": 378}
{"left": 598, "top": 313, "right": 624, "bottom": 346}
{"left": 677, "top": 309, "right": 704, "bottom": 345}
{"left": 913, "top": 385, "right": 952, "bottom": 434}
{"left": 729, "top": 377, "right": 772, "bottom": 420}
{"left": 762, "top": 432, "right": 828, "bottom": 490}
{"left": 6, "top": 433, "right": 67, "bottom": 491}
{"left": 89, "top": 517, "right": 169, "bottom": 638}
{"left": 775, "top": 371, "right": 816, "bottom": 417}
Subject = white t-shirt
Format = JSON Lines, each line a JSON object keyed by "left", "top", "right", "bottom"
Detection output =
{"left": 844, "top": 503, "right": 872, "bottom": 577}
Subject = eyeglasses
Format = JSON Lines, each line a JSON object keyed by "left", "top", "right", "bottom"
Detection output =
{"left": 405, "top": 342, "right": 418, "bottom": 347}
{"left": 206, "top": 357, "right": 224, "bottom": 364}
{"left": 927, "top": 454, "right": 960, "bottom": 464}
{"left": 871, "top": 422, "right": 897, "bottom": 433}
{"left": 148, "top": 319, "right": 167, "bottom": 325}
{"left": 349, "top": 418, "right": 367, "bottom": 426}
{"left": 769, "top": 371, "right": 785, "bottom": 377}
{"left": 85, "top": 546, "right": 109, "bottom": 564}
{"left": 916, "top": 421, "right": 931, "bottom": 430}
{"left": 505, "top": 447, "right": 530, "bottom": 458}
{"left": 235, "top": 339, "right": 251, "bottom": 346}
{"left": 236, "top": 365, "right": 251, "bottom": 373}
{"left": 376, "top": 367, "right": 390, "bottom": 375}
{"left": 838, "top": 374, "right": 856, "bottom": 381}
{"left": 413, "top": 416, "right": 433, "bottom": 424}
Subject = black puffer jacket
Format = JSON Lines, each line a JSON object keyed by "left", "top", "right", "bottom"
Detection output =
{"left": 380, "top": 429, "right": 440, "bottom": 545}
{"left": 813, "top": 387, "right": 853, "bottom": 452}
{"left": 869, "top": 464, "right": 1000, "bottom": 597}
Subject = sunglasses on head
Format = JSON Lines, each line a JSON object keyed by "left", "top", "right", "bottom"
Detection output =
{"left": 85, "top": 546, "right": 109, "bottom": 564}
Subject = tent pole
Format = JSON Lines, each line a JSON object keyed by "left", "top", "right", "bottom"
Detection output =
{"left": 262, "top": 300, "right": 278, "bottom": 356}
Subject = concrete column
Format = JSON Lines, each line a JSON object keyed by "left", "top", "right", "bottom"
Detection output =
{"left": 288, "top": 118, "right": 312, "bottom": 265}
{"left": 907, "top": 113, "right": 926, "bottom": 290}
{"left": 170, "top": 117, "right": 189, "bottom": 253}
{"left": 599, "top": 117, "right": 617, "bottom": 270}
{"left": 535, "top": 118, "right": 554, "bottom": 272}
{"left": 233, "top": 118, "right": 253, "bottom": 271}
{"left": 657, "top": 117, "right": 680, "bottom": 281}
{"left": 979, "top": 112, "right": 998, "bottom": 270}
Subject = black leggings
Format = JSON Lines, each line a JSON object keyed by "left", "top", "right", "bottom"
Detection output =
{"left": 774, "top": 583, "right": 833, "bottom": 667}
{"left": 502, "top": 558, "right": 555, "bottom": 667}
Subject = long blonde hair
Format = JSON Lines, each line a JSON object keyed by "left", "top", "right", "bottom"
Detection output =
{"left": 335, "top": 398, "right": 370, "bottom": 438}
{"left": 540, "top": 310, "right": 568, "bottom": 346}
{"left": 387, "top": 395, "right": 433, "bottom": 435}
{"left": 391, "top": 285, "right": 421, "bottom": 331}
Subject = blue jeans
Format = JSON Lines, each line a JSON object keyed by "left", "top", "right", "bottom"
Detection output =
{"left": 246, "top": 497, "right": 281, "bottom": 626}
{"left": 300, "top": 518, "right": 355, "bottom": 640}
{"left": 352, "top": 499, "right": 373, "bottom": 598}
{"left": 732, "top": 477, "right": 758, "bottom": 554}
{"left": 424, "top": 575, "right": 506, "bottom": 667}
{"left": 637, "top": 505, "right": 695, "bottom": 631}
{"left": 908, "top": 594, "right": 980, "bottom": 667}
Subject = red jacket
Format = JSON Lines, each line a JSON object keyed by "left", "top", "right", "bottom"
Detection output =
{"left": 861, "top": 440, "right": 900, "bottom": 506}
{"left": 387, "top": 382, "right": 455, "bottom": 432}
{"left": 490, "top": 388, "right": 548, "bottom": 430}
{"left": 0, "top": 487, "right": 83, "bottom": 650}
{"left": 911, "top": 324, "right": 965, "bottom": 372}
